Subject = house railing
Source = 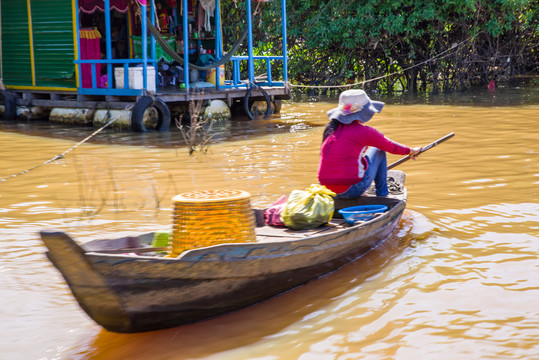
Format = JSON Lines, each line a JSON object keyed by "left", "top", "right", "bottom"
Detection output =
{"left": 74, "top": 59, "right": 157, "bottom": 96}
{"left": 212, "top": 0, "right": 288, "bottom": 90}
{"left": 224, "top": 56, "right": 286, "bottom": 88}
{"left": 75, "top": 0, "right": 156, "bottom": 96}
{"left": 74, "top": 0, "right": 288, "bottom": 95}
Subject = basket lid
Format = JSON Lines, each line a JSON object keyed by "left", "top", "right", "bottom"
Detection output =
{"left": 173, "top": 189, "right": 252, "bottom": 203}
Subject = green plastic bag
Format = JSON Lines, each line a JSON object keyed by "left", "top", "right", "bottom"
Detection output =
{"left": 280, "top": 184, "right": 337, "bottom": 230}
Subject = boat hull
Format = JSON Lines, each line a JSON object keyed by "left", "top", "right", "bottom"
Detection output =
{"left": 41, "top": 198, "right": 404, "bottom": 333}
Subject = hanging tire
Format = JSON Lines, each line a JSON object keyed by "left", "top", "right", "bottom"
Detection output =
{"left": 244, "top": 85, "right": 271, "bottom": 121}
{"left": 131, "top": 96, "right": 171, "bottom": 132}
{"left": 1, "top": 91, "right": 17, "bottom": 120}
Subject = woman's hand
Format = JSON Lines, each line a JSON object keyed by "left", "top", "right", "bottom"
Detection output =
{"left": 409, "top": 146, "right": 422, "bottom": 160}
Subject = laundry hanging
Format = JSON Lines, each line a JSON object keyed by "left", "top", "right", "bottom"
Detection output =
{"left": 199, "top": 0, "right": 215, "bottom": 32}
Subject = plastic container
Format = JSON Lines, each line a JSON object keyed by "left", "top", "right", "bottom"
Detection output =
{"left": 206, "top": 65, "right": 225, "bottom": 86}
{"left": 151, "top": 230, "right": 171, "bottom": 248}
{"left": 338, "top": 205, "right": 389, "bottom": 225}
{"left": 114, "top": 66, "right": 156, "bottom": 91}
{"left": 151, "top": 230, "right": 170, "bottom": 254}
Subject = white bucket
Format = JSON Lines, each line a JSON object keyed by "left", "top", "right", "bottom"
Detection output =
{"left": 114, "top": 66, "right": 156, "bottom": 92}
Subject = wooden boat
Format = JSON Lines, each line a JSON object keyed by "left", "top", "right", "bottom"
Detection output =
{"left": 40, "top": 170, "right": 407, "bottom": 333}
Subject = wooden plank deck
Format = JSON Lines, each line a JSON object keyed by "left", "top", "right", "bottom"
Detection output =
{"left": 11, "top": 85, "right": 290, "bottom": 110}
{"left": 255, "top": 219, "right": 349, "bottom": 243}
{"left": 156, "top": 85, "right": 290, "bottom": 102}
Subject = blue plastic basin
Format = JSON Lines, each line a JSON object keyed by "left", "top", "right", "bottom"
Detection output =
{"left": 338, "top": 205, "right": 389, "bottom": 225}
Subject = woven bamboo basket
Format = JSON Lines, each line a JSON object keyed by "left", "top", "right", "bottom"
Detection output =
{"left": 170, "top": 189, "right": 256, "bottom": 257}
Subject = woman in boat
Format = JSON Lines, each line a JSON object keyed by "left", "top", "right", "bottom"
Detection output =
{"left": 318, "top": 89, "right": 422, "bottom": 198}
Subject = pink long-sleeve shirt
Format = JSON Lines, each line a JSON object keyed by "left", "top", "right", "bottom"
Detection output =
{"left": 318, "top": 121, "right": 410, "bottom": 193}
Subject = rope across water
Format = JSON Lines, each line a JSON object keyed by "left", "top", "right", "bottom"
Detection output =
{"left": 0, "top": 110, "right": 117, "bottom": 184}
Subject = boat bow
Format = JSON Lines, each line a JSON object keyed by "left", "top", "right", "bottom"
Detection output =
{"left": 41, "top": 230, "right": 133, "bottom": 332}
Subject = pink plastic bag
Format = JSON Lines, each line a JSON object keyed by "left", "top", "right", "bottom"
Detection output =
{"left": 264, "top": 195, "right": 287, "bottom": 226}
{"left": 99, "top": 74, "right": 108, "bottom": 88}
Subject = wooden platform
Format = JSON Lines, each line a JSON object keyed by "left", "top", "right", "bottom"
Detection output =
{"left": 10, "top": 85, "right": 290, "bottom": 111}
{"left": 255, "top": 219, "right": 349, "bottom": 242}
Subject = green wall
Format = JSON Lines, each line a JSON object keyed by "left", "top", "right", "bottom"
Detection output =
{"left": 1, "top": 0, "right": 76, "bottom": 88}
{"left": 1, "top": 1, "right": 32, "bottom": 86}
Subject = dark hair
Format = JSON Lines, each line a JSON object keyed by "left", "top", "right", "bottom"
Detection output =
{"left": 323, "top": 119, "right": 341, "bottom": 142}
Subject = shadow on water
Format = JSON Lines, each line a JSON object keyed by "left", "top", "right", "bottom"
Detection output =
{"left": 1, "top": 84, "right": 536, "bottom": 150}
{"left": 383, "top": 84, "right": 539, "bottom": 106}
{"left": 293, "top": 79, "right": 539, "bottom": 107}
{"left": 75, "top": 211, "right": 431, "bottom": 360}
{"left": 0, "top": 113, "right": 310, "bottom": 149}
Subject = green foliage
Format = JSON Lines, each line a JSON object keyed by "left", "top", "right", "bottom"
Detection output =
{"left": 220, "top": 0, "right": 538, "bottom": 93}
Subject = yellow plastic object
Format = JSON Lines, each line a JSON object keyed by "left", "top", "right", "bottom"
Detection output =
{"left": 206, "top": 65, "right": 225, "bottom": 86}
{"left": 280, "top": 184, "right": 336, "bottom": 230}
{"left": 151, "top": 230, "right": 171, "bottom": 254}
{"left": 170, "top": 189, "right": 256, "bottom": 257}
{"left": 151, "top": 230, "right": 171, "bottom": 248}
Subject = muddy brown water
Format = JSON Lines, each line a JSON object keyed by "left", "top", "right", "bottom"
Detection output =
{"left": 1, "top": 87, "right": 538, "bottom": 359}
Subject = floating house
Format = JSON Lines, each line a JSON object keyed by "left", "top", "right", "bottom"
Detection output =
{"left": 0, "top": 0, "right": 289, "bottom": 131}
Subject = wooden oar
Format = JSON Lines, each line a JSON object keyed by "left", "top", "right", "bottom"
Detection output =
{"left": 388, "top": 132, "right": 455, "bottom": 170}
